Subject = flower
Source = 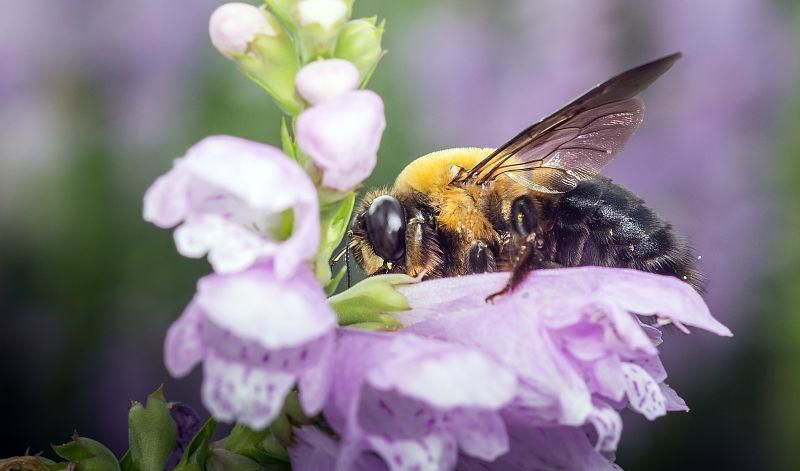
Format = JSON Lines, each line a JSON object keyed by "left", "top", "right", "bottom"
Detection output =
{"left": 209, "top": 3, "right": 277, "bottom": 57}
{"left": 318, "top": 329, "right": 518, "bottom": 470}
{"left": 297, "top": 90, "right": 386, "bottom": 191}
{"left": 291, "top": 268, "right": 729, "bottom": 470}
{"left": 164, "top": 264, "right": 336, "bottom": 430}
{"left": 143, "top": 135, "right": 319, "bottom": 278}
{"left": 295, "top": 59, "right": 361, "bottom": 105}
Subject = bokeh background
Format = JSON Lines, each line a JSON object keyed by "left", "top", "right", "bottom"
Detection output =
{"left": 2, "top": 0, "right": 799, "bottom": 469}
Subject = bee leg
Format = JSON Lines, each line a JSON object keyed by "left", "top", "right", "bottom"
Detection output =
{"left": 486, "top": 234, "right": 546, "bottom": 303}
{"left": 467, "top": 240, "right": 497, "bottom": 274}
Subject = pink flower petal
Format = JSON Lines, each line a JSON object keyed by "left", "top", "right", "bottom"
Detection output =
{"left": 621, "top": 362, "right": 666, "bottom": 420}
{"left": 201, "top": 352, "right": 295, "bottom": 430}
{"left": 296, "top": 59, "right": 361, "bottom": 105}
{"left": 297, "top": 90, "right": 385, "bottom": 191}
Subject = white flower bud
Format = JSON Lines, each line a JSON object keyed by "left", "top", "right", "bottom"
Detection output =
{"left": 209, "top": 3, "right": 277, "bottom": 57}
{"left": 295, "top": 59, "right": 360, "bottom": 105}
{"left": 296, "top": 0, "right": 347, "bottom": 30}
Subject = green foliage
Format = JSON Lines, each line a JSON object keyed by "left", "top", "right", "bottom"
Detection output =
{"left": 127, "top": 386, "right": 178, "bottom": 471}
{"left": 52, "top": 435, "right": 120, "bottom": 471}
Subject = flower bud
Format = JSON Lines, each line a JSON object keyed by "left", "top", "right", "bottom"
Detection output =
{"left": 295, "top": 59, "right": 360, "bottom": 105}
{"left": 209, "top": 3, "right": 277, "bottom": 57}
{"left": 294, "top": 0, "right": 348, "bottom": 60}
{"left": 333, "top": 17, "right": 385, "bottom": 84}
{"left": 296, "top": 90, "right": 386, "bottom": 192}
{"left": 210, "top": 3, "right": 303, "bottom": 115}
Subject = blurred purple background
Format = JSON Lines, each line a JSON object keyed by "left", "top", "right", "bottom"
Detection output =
{"left": 1, "top": 0, "right": 798, "bottom": 469}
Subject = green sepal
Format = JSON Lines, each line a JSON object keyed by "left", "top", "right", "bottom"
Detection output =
{"left": 127, "top": 386, "right": 177, "bottom": 471}
{"left": 270, "top": 413, "right": 293, "bottom": 448}
{"left": 173, "top": 419, "right": 217, "bottom": 471}
{"left": 52, "top": 435, "right": 121, "bottom": 471}
{"left": 220, "top": 425, "right": 271, "bottom": 457}
{"left": 315, "top": 193, "right": 356, "bottom": 283}
{"left": 234, "top": 32, "right": 303, "bottom": 116}
{"left": 118, "top": 451, "right": 132, "bottom": 471}
{"left": 328, "top": 274, "right": 415, "bottom": 328}
{"left": 263, "top": 0, "right": 300, "bottom": 37}
{"left": 280, "top": 118, "right": 297, "bottom": 161}
{"left": 333, "top": 17, "right": 385, "bottom": 86}
{"left": 206, "top": 448, "right": 267, "bottom": 471}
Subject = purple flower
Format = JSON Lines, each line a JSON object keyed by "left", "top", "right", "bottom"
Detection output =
{"left": 296, "top": 59, "right": 361, "bottom": 105}
{"left": 318, "top": 329, "right": 518, "bottom": 470}
{"left": 143, "top": 135, "right": 319, "bottom": 278}
{"left": 288, "top": 268, "right": 729, "bottom": 470}
{"left": 164, "top": 264, "right": 336, "bottom": 430}
{"left": 297, "top": 90, "right": 386, "bottom": 191}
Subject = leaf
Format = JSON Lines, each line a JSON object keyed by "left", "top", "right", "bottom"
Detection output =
{"left": 173, "top": 419, "right": 216, "bottom": 471}
{"left": 52, "top": 435, "right": 121, "bottom": 471}
{"left": 315, "top": 193, "right": 356, "bottom": 283}
{"left": 127, "top": 387, "right": 177, "bottom": 471}
{"left": 279, "top": 118, "right": 296, "bottom": 161}
{"left": 324, "top": 266, "right": 347, "bottom": 295}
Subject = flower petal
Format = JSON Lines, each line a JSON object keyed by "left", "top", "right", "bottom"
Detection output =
{"left": 621, "top": 362, "right": 666, "bottom": 420}
{"left": 368, "top": 335, "right": 517, "bottom": 410}
{"left": 298, "top": 333, "right": 335, "bottom": 416}
{"left": 296, "top": 59, "right": 361, "bottom": 105}
{"left": 196, "top": 266, "right": 335, "bottom": 350}
{"left": 586, "top": 402, "right": 622, "bottom": 452}
{"left": 366, "top": 434, "right": 457, "bottom": 471}
{"left": 457, "top": 426, "right": 619, "bottom": 471}
{"left": 449, "top": 409, "right": 509, "bottom": 461}
{"left": 164, "top": 300, "right": 205, "bottom": 377}
{"left": 297, "top": 90, "right": 385, "bottom": 191}
{"left": 201, "top": 352, "right": 294, "bottom": 430}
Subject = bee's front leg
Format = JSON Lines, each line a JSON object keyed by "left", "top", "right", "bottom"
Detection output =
{"left": 486, "top": 195, "right": 560, "bottom": 303}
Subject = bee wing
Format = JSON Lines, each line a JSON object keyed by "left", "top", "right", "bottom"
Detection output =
{"left": 461, "top": 52, "right": 681, "bottom": 192}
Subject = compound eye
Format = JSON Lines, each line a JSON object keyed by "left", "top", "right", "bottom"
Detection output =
{"left": 366, "top": 195, "right": 406, "bottom": 262}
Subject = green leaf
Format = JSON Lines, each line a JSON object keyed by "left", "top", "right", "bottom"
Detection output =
{"left": 279, "top": 118, "right": 296, "bottom": 160}
{"left": 173, "top": 419, "right": 216, "bottom": 471}
{"left": 127, "top": 386, "right": 177, "bottom": 471}
{"left": 206, "top": 448, "right": 267, "bottom": 471}
{"left": 52, "top": 435, "right": 121, "bottom": 471}
{"left": 328, "top": 274, "right": 415, "bottom": 328}
{"left": 324, "top": 265, "right": 348, "bottom": 295}
{"left": 220, "top": 425, "right": 271, "bottom": 457}
{"left": 315, "top": 193, "right": 356, "bottom": 283}
{"left": 118, "top": 451, "right": 132, "bottom": 471}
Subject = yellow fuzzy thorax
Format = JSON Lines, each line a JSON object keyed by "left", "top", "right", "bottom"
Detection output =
{"left": 394, "top": 148, "right": 501, "bottom": 242}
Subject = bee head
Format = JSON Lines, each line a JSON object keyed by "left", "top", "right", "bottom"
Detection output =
{"left": 349, "top": 189, "right": 408, "bottom": 275}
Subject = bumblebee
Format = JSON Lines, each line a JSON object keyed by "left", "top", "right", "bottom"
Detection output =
{"left": 345, "top": 52, "right": 704, "bottom": 297}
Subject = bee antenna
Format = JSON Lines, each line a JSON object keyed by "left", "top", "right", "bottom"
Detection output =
{"left": 345, "top": 231, "right": 352, "bottom": 289}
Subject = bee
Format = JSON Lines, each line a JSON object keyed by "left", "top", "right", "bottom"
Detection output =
{"left": 344, "top": 52, "right": 704, "bottom": 298}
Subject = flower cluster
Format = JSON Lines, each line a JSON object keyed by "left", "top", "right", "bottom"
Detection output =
{"left": 142, "top": 1, "right": 731, "bottom": 471}
{"left": 145, "top": 0, "right": 386, "bottom": 430}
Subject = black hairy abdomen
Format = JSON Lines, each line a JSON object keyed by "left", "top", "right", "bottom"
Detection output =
{"left": 547, "top": 177, "right": 704, "bottom": 290}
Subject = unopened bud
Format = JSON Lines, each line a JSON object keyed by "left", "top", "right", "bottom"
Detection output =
{"left": 294, "top": 0, "right": 348, "bottom": 60}
{"left": 295, "top": 59, "right": 360, "bottom": 105}
{"left": 333, "top": 17, "right": 385, "bottom": 84}
{"left": 296, "top": 0, "right": 347, "bottom": 30}
{"left": 209, "top": 3, "right": 277, "bottom": 57}
{"left": 212, "top": 4, "right": 303, "bottom": 115}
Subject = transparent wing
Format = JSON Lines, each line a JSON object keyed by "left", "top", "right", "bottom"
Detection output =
{"left": 459, "top": 52, "right": 680, "bottom": 192}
